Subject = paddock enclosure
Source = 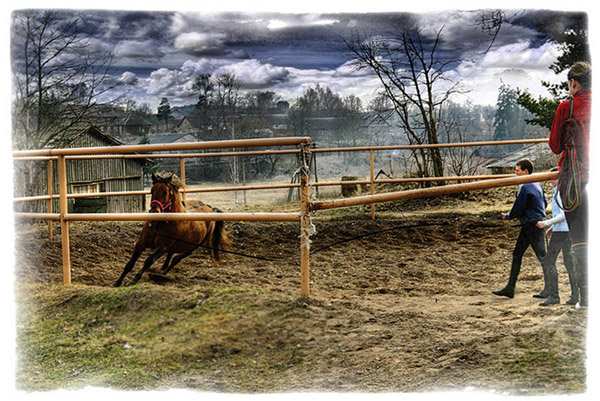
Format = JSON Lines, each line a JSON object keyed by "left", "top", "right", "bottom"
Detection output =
{"left": 13, "top": 136, "right": 558, "bottom": 296}
{"left": 13, "top": 136, "right": 588, "bottom": 394}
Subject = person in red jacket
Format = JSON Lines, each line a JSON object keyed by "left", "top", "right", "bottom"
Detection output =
{"left": 548, "top": 61, "right": 591, "bottom": 307}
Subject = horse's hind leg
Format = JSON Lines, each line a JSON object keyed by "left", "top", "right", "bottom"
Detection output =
{"left": 160, "top": 253, "right": 173, "bottom": 272}
{"left": 162, "top": 249, "right": 194, "bottom": 274}
{"left": 130, "top": 249, "right": 164, "bottom": 285}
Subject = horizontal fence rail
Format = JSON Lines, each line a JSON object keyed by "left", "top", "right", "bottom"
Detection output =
{"left": 12, "top": 149, "right": 302, "bottom": 162}
{"left": 12, "top": 137, "right": 311, "bottom": 157}
{"left": 14, "top": 212, "right": 302, "bottom": 222}
{"left": 311, "top": 138, "right": 548, "bottom": 153}
{"left": 313, "top": 174, "right": 515, "bottom": 187}
{"left": 13, "top": 175, "right": 517, "bottom": 203}
{"left": 311, "top": 172, "right": 559, "bottom": 211}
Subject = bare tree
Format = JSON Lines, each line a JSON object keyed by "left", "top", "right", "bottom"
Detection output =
{"left": 288, "top": 84, "right": 361, "bottom": 148}
{"left": 190, "top": 73, "right": 215, "bottom": 140}
{"left": 474, "top": 9, "right": 505, "bottom": 53}
{"left": 240, "top": 90, "right": 281, "bottom": 138}
{"left": 213, "top": 72, "right": 242, "bottom": 139}
{"left": 438, "top": 101, "right": 485, "bottom": 177}
{"left": 332, "top": 95, "right": 363, "bottom": 146}
{"left": 214, "top": 72, "right": 244, "bottom": 205}
{"left": 344, "top": 21, "right": 465, "bottom": 183}
{"left": 11, "top": 10, "right": 121, "bottom": 150}
{"left": 240, "top": 91, "right": 283, "bottom": 178}
{"left": 366, "top": 93, "right": 398, "bottom": 146}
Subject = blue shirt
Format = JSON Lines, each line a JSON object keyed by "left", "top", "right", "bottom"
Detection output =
{"left": 507, "top": 182, "right": 547, "bottom": 224}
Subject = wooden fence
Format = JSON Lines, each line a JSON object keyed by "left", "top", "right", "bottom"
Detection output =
{"left": 13, "top": 137, "right": 557, "bottom": 296}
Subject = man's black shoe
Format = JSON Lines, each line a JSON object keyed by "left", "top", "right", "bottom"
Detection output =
{"left": 492, "top": 286, "right": 514, "bottom": 298}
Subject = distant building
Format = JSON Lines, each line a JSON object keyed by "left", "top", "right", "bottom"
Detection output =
{"left": 75, "top": 104, "right": 158, "bottom": 142}
{"left": 484, "top": 142, "right": 559, "bottom": 174}
{"left": 125, "top": 132, "right": 197, "bottom": 147}
{"left": 115, "top": 112, "right": 156, "bottom": 139}
{"left": 125, "top": 132, "right": 211, "bottom": 183}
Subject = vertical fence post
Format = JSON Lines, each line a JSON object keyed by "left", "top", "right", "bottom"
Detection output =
{"left": 57, "top": 155, "right": 71, "bottom": 285}
{"left": 369, "top": 149, "right": 375, "bottom": 220}
{"left": 311, "top": 143, "right": 319, "bottom": 198}
{"left": 47, "top": 159, "right": 53, "bottom": 240}
{"left": 299, "top": 141, "right": 312, "bottom": 297}
{"left": 180, "top": 157, "right": 187, "bottom": 203}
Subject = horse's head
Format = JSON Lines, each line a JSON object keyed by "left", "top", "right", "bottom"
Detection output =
{"left": 150, "top": 173, "right": 182, "bottom": 213}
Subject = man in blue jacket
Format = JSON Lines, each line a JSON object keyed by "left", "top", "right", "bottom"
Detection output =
{"left": 493, "top": 159, "right": 547, "bottom": 299}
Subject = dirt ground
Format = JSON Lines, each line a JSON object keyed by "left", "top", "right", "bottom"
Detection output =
{"left": 13, "top": 185, "right": 589, "bottom": 394}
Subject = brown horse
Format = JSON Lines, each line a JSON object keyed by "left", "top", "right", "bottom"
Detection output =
{"left": 114, "top": 172, "right": 231, "bottom": 287}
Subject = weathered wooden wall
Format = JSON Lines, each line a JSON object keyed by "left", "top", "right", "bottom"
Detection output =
{"left": 13, "top": 127, "right": 145, "bottom": 214}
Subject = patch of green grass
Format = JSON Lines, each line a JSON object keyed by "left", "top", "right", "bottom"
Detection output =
{"left": 485, "top": 329, "right": 587, "bottom": 394}
{"left": 15, "top": 283, "right": 277, "bottom": 391}
{"left": 506, "top": 348, "right": 585, "bottom": 392}
{"left": 15, "top": 282, "right": 322, "bottom": 392}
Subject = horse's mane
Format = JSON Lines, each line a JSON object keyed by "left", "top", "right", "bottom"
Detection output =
{"left": 152, "top": 172, "right": 184, "bottom": 191}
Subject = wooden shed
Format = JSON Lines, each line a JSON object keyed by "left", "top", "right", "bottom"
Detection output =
{"left": 14, "top": 125, "right": 146, "bottom": 214}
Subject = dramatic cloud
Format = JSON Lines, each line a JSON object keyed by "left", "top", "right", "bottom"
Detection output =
{"left": 174, "top": 32, "right": 228, "bottom": 56}
{"left": 214, "top": 60, "right": 290, "bottom": 88}
{"left": 334, "top": 60, "right": 372, "bottom": 77}
{"left": 145, "top": 68, "right": 191, "bottom": 96}
{"left": 115, "top": 39, "right": 165, "bottom": 59}
{"left": 180, "top": 59, "right": 220, "bottom": 76}
{"left": 119, "top": 71, "right": 139, "bottom": 85}
{"left": 266, "top": 14, "right": 340, "bottom": 30}
{"left": 451, "top": 40, "right": 562, "bottom": 105}
{"left": 480, "top": 41, "right": 560, "bottom": 71}
{"left": 106, "top": 11, "right": 173, "bottom": 42}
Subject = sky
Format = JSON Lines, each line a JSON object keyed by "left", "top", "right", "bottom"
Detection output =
{"left": 8, "top": 3, "right": 590, "bottom": 111}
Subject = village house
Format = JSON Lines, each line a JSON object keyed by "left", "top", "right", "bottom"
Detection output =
{"left": 484, "top": 142, "right": 559, "bottom": 174}
{"left": 125, "top": 132, "right": 211, "bottom": 184}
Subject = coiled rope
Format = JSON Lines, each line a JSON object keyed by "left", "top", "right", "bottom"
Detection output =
{"left": 558, "top": 99, "right": 584, "bottom": 212}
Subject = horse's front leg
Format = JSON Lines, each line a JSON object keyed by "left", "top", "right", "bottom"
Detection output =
{"left": 130, "top": 249, "right": 164, "bottom": 285}
{"left": 114, "top": 246, "right": 144, "bottom": 287}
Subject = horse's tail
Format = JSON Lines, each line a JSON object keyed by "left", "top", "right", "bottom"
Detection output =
{"left": 210, "top": 207, "right": 232, "bottom": 262}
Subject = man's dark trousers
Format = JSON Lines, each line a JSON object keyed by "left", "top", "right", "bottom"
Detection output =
{"left": 505, "top": 223, "right": 547, "bottom": 292}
